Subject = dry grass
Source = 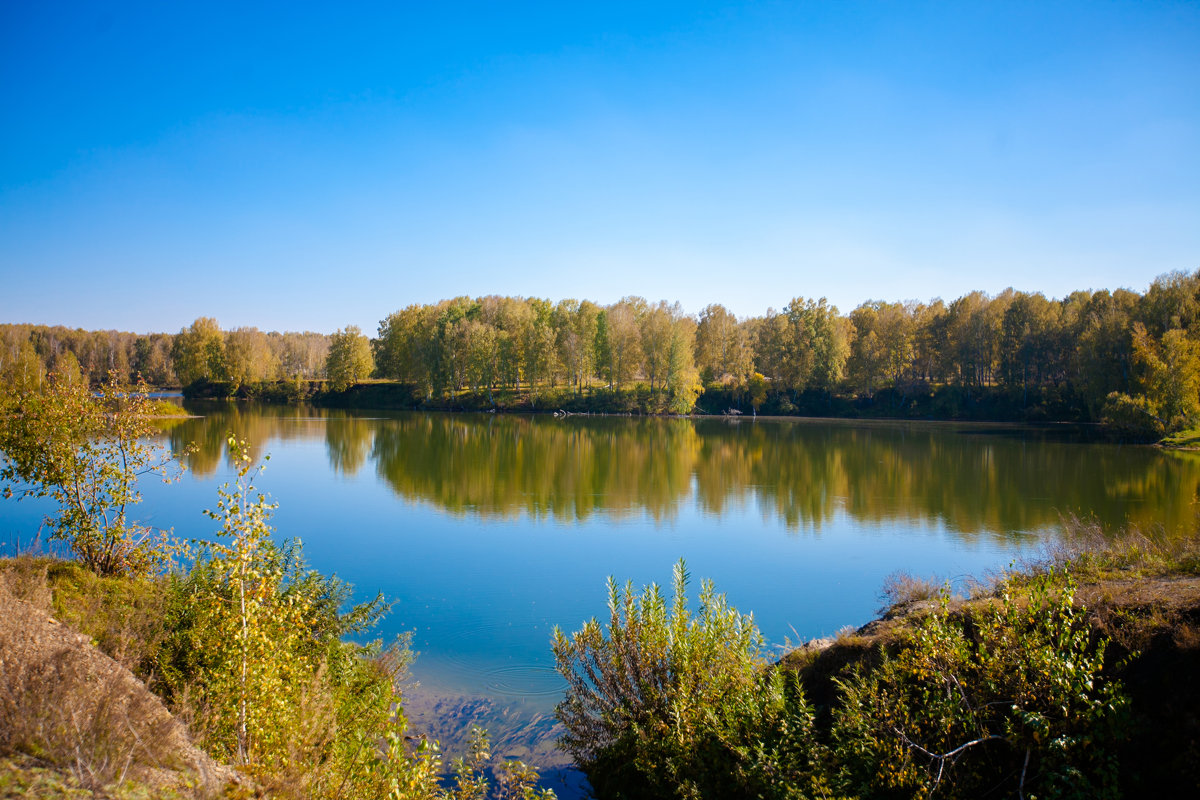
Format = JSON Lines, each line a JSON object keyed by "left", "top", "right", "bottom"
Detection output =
{"left": 43, "top": 560, "right": 170, "bottom": 677}
{"left": 0, "top": 647, "right": 180, "bottom": 789}
{"left": 0, "top": 556, "right": 172, "bottom": 679}
{"left": 877, "top": 571, "right": 945, "bottom": 615}
{"left": 0, "top": 556, "right": 53, "bottom": 611}
{"left": 1020, "top": 514, "right": 1200, "bottom": 583}
{"left": 0, "top": 564, "right": 235, "bottom": 797}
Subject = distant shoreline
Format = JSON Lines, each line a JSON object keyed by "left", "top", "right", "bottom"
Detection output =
{"left": 176, "top": 378, "right": 1134, "bottom": 439}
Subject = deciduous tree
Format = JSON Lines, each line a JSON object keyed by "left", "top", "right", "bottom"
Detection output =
{"left": 325, "top": 325, "right": 374, "bottom": 392}
{"left": 0, "top": 372, "right": 185, "bottom": 576}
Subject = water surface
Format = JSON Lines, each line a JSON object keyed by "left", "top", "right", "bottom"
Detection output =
{"left": 4, "top": 404, "right": 1197, "bottom": 784}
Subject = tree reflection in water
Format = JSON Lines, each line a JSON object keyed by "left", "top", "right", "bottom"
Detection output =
{"left": 169, "top": 405, "right": 1200, "bottom": 540}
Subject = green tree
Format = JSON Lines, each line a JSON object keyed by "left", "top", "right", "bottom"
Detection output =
{"left": 0, "top": 372, "right": 185, "bottom": 576}
{"left": 1074, "top": 289, "right": 1137, "bottom": 417}
{"left": 555, "top": 298, "right": 600, "bottom": 395}
{"left": 326, "top": 325, "right": 374, "bottom": 392}
{"left": 486, "top": 295, "right": 534, "bottom": 391}
{"left": 665, "top": 319, "right": 702, "bottom": 414}
{"left": 173, "top": 438, "right": 460, "bottom": 797}
{"left": 911, "top": 299, "right": 949, "bottom": 383}
{"left": 1, "top": 339, "right": 47, "bottom": 393}
{"left": 782, "top": 297, "right": 851, "bottom": 394}
{"left": 524, "top": 298, "right": 559, "bottom": 392}
{"left": 1000, "top": 292, "right": 1061, "bottom": 403}
{"left": 1129, "top": 323, "right": 1200, "bottom": 430}
{"left": 224, "top": 326, "right": 279, "bottom": 388}
{"left": 172, "top": 317, "right": 227, "bottom": 385}
{"left": 747, "top": 372, "right": 768, "bottom": 415}
{"left": 376, "top": 304, "right": 439, "bottom": 395}
{"left": 695, "top": 304, "right": 753, "bottom": 386}
{"left": 593, "top": 310, "right": 613, "bottom": 389}
{"left": 639, "top": 301, "right": 677, "bottom": 392}
{"left": 132, "top": 333, "right": 176, "bottom": 385}
{"left": 848, "top": 303, "right": 887, "bottom": 396}
{"left": 946, "top": 291, "right": 1008, "bottom": 387}
{"left": 1137, "top": 269, "right": 1200, "bottom": 337}
{"left": 751, "top": 310, "right": 788, "bottom": 388}
{"left": 605, "top": 299, "right": 643, "bottom": 389}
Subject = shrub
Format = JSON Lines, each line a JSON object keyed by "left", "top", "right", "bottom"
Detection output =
{"left": 552, "top": 560, "right": 829, "bottom": 799}
{"left": 1100, "top": 391, "right": 1165, "bottom": 441}
{"left": 160, "top": 438, "right": 551, "bottom": 799}
{"left": 831, "top": 573, "right": 1128, "bottom": 799}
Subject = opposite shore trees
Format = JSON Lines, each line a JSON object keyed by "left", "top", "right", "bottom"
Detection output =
{"left": 4, "top": 269, "right": 1200, "bottom": 430}
{"left": 325, "top": 325, "right": 374, "bottom": 392}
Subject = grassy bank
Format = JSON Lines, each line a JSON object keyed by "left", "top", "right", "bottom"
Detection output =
{"left": 1162, "top": 425, "right": 1200, "bottom": 449}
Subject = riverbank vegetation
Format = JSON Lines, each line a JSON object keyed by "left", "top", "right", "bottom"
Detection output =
{"left": 5, "top": 269, "right": 1200, "bottom": 436}
{"left": 0, "top": 374, "right": 554, "bottom": 798}
{"left": 555, "top": 526, "right": 1200, "bottom": 799}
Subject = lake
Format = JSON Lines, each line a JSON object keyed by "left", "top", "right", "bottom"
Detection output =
{"left": 3, "top": 403, "right": 1197, "bottom": 790}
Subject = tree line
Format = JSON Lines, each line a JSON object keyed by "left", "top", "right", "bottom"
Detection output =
{"left": 0, "top": 320, "right": 332, "bottom": 388}
{"left": 2, "top": 269, "right": 1198, "bottom": 433}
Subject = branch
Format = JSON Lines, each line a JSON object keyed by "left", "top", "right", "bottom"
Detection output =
{"left": 893, "top": 727, "right": 1006, "bottom": 791}
{"left": 1018, "top": 747, "right": 1031, "bottom": 800}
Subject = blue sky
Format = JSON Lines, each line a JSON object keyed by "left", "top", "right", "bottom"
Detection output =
{"left": 1, "top": 1, "right": 1197, "bottom": 334}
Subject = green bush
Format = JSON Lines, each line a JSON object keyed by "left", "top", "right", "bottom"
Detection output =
{"left": 557, "top": 564, "right": 1131, "bottom": 800}
{"left": 154, "top": 438, "right": 440, "bottom": 797}
{"left": 0, "top": 373, "right": 187, "bottom": 577}
{"left": 553, "top": 561, "right": 832, "bottom": 799}
{"left": 155, "top": 438, "right": 554, "bottom": 799}
{"left": 830, "top": 574, "right": 1128, "bottom": 800}
{"left": 1101, "top": 391, "right": 1165, "bottom": 441}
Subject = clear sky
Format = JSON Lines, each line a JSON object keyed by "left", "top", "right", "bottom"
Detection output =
{"left": 1, "top": 1, "right": 1197, "bottom": 335}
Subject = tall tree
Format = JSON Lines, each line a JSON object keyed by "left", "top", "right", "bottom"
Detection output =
{"left": 1131, "top": 323, "right": 1200, "bottom": 429}
{"left": 665, "top": 317, "right": 702, "bottom": 413}
{"left": 639, "top": 301, "right": 677, "bottom": 392}
{"left": 605, "top": 299, "right": 643, "bottom": 389}
{"left": 1138, "top": 270, "right": 1200, "bottom": 337}
{"left": 132, "top": 334, "right": 176, "bottom": 385}
{"left": 780, "top": 297, "right": 851, "bottom": 394}
{"left": 224, "top": 327, "right": 279, "bottom": 387}
{"left": 1074, "top": 290, "right": 1137, "bottom": 416}
{"left": 695, "top": 304, "right": 752, "bottom": 385}
{"left": 326, "top": 326, "right": 374, "bottom": 392}
{"left": 173, "top": 317, "right": 227, "bottom": 385}
{"left": 999, "top": 292, "right": 1060, "bottom": 402}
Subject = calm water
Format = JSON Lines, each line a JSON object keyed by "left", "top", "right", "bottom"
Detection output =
{"left": 4, "top": 403, "right": 1198, "bottom": 781}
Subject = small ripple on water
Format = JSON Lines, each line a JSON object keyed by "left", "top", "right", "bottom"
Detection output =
{"left": 483, "top": 664, "right": 568, "bottom": 697}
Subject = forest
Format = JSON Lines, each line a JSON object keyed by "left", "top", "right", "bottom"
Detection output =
{"left": 3, "top": 270, "right": 1199, "bottom": 437}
